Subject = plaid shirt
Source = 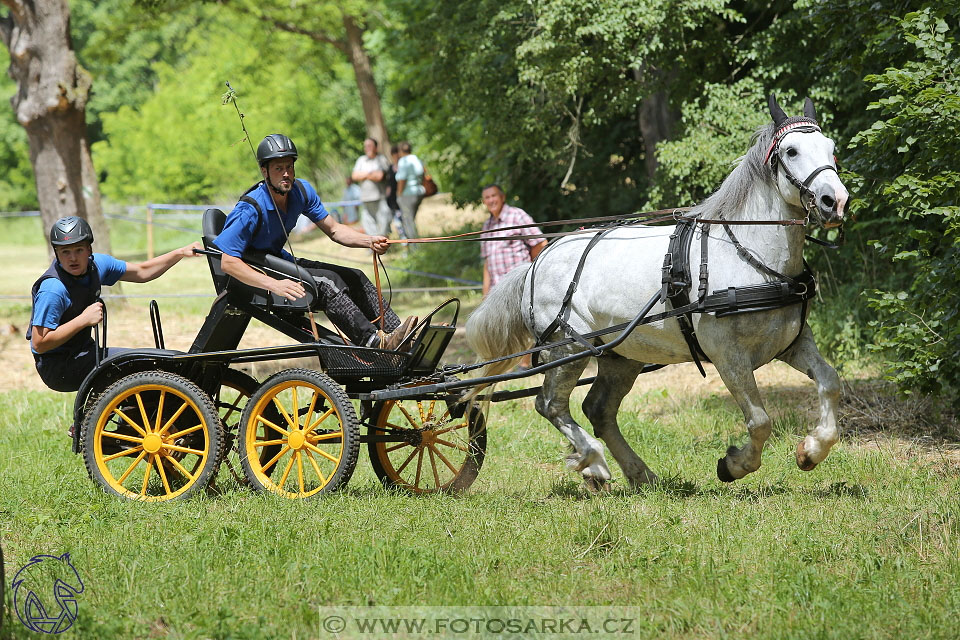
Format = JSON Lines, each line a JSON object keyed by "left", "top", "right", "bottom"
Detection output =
{"left": 480, "top": 205, "right": 544, "bottom": 287}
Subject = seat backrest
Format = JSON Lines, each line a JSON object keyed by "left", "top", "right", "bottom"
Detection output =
{"left": 200, "top": 208, "right": 319, "bottom": 311}
{"left": 202, "top": 208, "right": 229, "bottom": 294}
{"left": 203, "top": 207, "right": 227, "bottom": 240}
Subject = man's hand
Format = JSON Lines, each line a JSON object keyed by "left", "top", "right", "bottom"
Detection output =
{"left": 79, "top": 301, "right": 104, "bottom": 327}
{"left": 182, "top": 241, "right": 205, "bottom": 257}
{"left": 369, "top": 235, "right": 390, "bottom": 255}
{"left": 268, "top": 278, "right": 306, "bottom": 302}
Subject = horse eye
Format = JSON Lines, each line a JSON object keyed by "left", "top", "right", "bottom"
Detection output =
{"left": 786, "top": 147, "right": 798, "bottom": 158}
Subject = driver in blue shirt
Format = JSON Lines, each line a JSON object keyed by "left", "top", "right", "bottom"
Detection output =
{"left": 214, "top": 134, "right": 416, "bottom": 350}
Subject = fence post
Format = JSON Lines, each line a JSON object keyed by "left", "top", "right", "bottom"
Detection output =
{"left": 146, "top": 206, "right": 154, "bottom": 260}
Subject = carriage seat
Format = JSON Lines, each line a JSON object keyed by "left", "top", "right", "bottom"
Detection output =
{"left": 202, "top": 208, "right": 320, "bottom": 312}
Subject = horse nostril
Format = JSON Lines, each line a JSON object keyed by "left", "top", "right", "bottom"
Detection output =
{"left": 820, "top": 194, "right": 836, "bottom": 211}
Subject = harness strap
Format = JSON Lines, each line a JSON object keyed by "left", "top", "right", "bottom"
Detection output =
{"left": 722, "top": 218, "right": 797, "bottom": 285}
{"left": 534, "top": 228, "right": 615, "bottom": 361}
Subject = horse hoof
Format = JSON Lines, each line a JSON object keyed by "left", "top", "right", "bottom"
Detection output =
{"left": 796, "top": 441, "right": 818, "bottom": 471}
{"left": 716, "top": 457, "right": 735, "bottom": 483}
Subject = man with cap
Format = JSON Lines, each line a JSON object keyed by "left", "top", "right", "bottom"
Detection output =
{"left": 215, "top": 133, "right": 416, "bottom": 351}
{"left": 28, "top": 216, "right": 203, "bottom": 392}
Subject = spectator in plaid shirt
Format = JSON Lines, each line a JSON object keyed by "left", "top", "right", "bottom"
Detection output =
{"left": 480, "top": 184, "right": 547, "bottom": 368}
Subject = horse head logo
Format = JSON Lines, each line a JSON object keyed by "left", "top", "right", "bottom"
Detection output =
{"left": 12, "top": 552, "right": 85, "bottom": 634}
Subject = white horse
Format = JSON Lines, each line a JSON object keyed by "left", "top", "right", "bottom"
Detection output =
{"left": 466, "top": 95, "right": 848, "bottom": 489}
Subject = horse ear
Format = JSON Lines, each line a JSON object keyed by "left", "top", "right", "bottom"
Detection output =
{"left": 768, "top": 93, "right": 788, "bottom": 127}
{"left": 803, "top": 97, "right": 818, "bottom": 122}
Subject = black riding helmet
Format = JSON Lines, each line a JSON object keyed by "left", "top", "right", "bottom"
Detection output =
{"left": 50, "top": 216, "right": 94, "bottom": 247}
{"left": 257, "top": 134, "right": 298, "bottom": 167}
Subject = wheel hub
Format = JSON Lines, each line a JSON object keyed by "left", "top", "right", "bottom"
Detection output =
{"left": 288, "top": 430, "right": 306, "bottom": 450}
{"left": 143, "top": 433, "right": 164, "bottom": 454}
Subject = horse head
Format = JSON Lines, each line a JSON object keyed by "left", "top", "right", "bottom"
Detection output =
{"left": 766, "top": 94, "right": 847, "bottom": 228}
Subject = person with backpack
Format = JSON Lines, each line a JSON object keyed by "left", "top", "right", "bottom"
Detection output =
{"left": 215, "top": 134, "right": 417, "bottom": 351}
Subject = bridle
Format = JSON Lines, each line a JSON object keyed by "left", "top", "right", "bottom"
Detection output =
{"left": 764, "top": 119, "right": 840, "bottom": 226}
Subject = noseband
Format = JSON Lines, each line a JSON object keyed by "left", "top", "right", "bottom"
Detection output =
{"left": 764, "top": 119, "right": 839, "bottom": 224}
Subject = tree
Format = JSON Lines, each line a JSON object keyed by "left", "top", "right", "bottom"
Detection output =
{"left": 0, "top": 0, "right": 111, "bottom": 255}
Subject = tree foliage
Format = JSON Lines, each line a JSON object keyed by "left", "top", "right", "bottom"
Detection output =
{"left": 850, "top": 7, "right": 960, "bottom": 396}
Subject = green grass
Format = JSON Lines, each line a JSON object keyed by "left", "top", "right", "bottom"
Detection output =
{"left": 1, "top": 384, "right": 959, "bottom": 639}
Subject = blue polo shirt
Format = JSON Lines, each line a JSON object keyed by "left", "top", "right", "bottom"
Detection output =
{"left": 30, "top": 253, "right": 127, "bottom": 354}
{"left": 215, "top": 179, "right": 329, "bottom": 261}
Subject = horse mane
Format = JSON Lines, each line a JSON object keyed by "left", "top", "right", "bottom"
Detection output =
{"left": 691, "top": 123, "right": 775, "bottom": 221}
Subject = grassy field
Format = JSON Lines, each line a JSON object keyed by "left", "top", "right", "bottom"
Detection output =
{"left": 1, "top": 211, "right": 959, "bottom": 638}
{"left": 1, "top": 381, "right": 959, "bottom": 639}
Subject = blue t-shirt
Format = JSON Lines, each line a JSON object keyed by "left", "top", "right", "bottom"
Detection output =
{"left": 30, "top": 253, "right": 127, "bottom": 353}
{"left": 215, "top": 179, "right": 329, "bottom": 261}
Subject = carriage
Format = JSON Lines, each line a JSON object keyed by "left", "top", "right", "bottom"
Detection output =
{"left": 71, "top": 207, "right": 487, "bottom": 501}
{"left": 72, "top": 95, "right": 848, "bottom": 501}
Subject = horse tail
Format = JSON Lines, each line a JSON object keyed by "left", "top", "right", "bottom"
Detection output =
{"left": 463, "top": 266, "right": 533, "bottom": 401}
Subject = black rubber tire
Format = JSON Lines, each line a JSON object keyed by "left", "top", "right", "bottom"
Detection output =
{"left": 238, "top": 368, "right": 359, "bottom": 498}
{"left": 82, "top": 371, "right": 223, "bottom": 501}
{"left": 368, "top": 400, "right": 486, "bottom": 494}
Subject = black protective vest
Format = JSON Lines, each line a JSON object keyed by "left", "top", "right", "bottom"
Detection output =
{"left": 26, "top": 257, "right": 101, "bottom": 352}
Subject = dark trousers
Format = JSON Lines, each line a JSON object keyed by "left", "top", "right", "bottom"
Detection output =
{"left": 34, "top": 341, "right": 132, "bottom": 392}
{"left": 296, "top": 258, "right": 400, "bottom": 345}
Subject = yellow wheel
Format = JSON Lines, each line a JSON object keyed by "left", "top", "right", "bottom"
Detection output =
{"left": 239, "top": 369, "right": 359, "bottom": 498}
{"left": 82, "top": 371, "right": 222, "bottom": 501}
{"left": 368, "top": 399, "right": 486, "bottom": 493}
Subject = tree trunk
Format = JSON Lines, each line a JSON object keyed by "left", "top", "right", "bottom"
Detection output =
{"left": 0, "top": 0, "right": 111, "bottom": 259}
{"left": 343, "top": 14, "right": 390, "bottom": 152}
{"left": 633, "top": 68, "right": 676, "bottom": 181}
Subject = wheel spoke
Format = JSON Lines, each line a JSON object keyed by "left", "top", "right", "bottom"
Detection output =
{"left": 306, "top": 407, "right": 336, "bottom": 432}
{"left": 296, "top": 451, "right": 305, "bottom": 494}
{"left": 414, "top": 448, "right": 425, "bottom": 489}
{"left": 164, "top": 455, "right": 195, "bottom": 482}
{"left": 165, "top": 443, "right": 206, "bottom": 456}
{"left": 301, "top": 390, "right": 319, "bottom": 434}
{"left": 102, "top": 445, "right": 143, "bottom": 462}
{"left": 261, "top": 446, "right": 291, "bottom": 473}
{"left": 166, "top": 424, "right": 203, "bottom": 440}
{"left": 154, "top": 390, "right": 166, "bottom": 433}
{"left": 112, "top": 408, "right": 148, "bottom": 437}
{"left": 257, "top": 414, "right": 289, "bottom": 436}
{"left": 425, "top": 400, "right": 438, "bottom": 422}
{"left": 155, "top": 455, "right": 172, "bottom": 495}
{"left": 394, "top": 446, "right": 419, "bottom": 474}
{"left": 417, "top": 401, "right": 427, "bottom": 424}
{"left": 292, "top": 386, "right": 300, "bottom": 430}
{"left": 140, "top": 454, "right": 153, "bottom": 496}
{"left": 385, "top": 442, "right": 411, "bottom": 453}
{"left": 434, "top": 437, "right": 470, "bottom": 453}
{"left": 271, "top": 396, "right": 296, "bottom": 430}
{"left": 278, "top": 450, "right": 296, "bottom": 488}
{"left": 304, "top": 450, "right": 327, "bottom": 485}
{"left": 253, "top": 438, "right": 286, "bottom": 448}
{"left": 434, "top": 421, "right": 469, "bottom": 436}
{"left": 157, "top": 401, "right": 189, "bottom": 436}
{"left": 302, "top": 440, "right": 339, "bottom": 463}
{"left": 115, "top": 450, "right": 147, "bottom": 484}
{"left": 429, "top": 443, "right": 460, "bottom": 475}
{"left": 135, "top": 393, "right": 152, "bottom": 435}
{"left": 307, "top": 431, "right": 342, "bottom": 443}
{"left": 397, "top": 403, "right": 420, "bottom": 429}
{"left": 428, "top": 446, "right": 442, "bottom": 487}
{"left": 103, "top": 431, "right": 144, "bottom": 444}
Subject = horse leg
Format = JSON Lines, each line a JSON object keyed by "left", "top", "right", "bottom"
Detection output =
{"left": 712, "top": 360, "right": 772, "bottom": 482}
{"left": 777, "top": 326, "right": 841, "bottom": 471}
{"left": 581, "top": 355, "right": 658, "bottom": 488}
{"left": 535, "top": 342, "right": 612, "bottom": 490}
